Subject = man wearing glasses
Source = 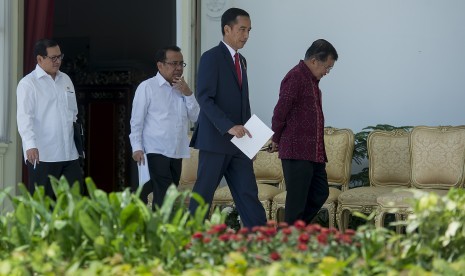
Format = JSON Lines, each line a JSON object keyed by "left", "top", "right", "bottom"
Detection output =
{"left": 17, "top": 38, "right": 83, "bottom": 199}
{"left": 270, "top": 39, "right": 338, "bottom": 225}
{"left": 129, "top": 45, "right": 199, "bottom": 208}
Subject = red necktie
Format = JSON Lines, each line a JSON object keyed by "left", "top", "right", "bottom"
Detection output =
{"left": 234, "top": 52, "right": 242, "bottom": 88}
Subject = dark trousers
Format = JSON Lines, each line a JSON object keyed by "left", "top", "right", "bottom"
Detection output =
{"left": 145, "top": 153, "right": 182, "bottom": 209}
{"left": 189, "top": 150, "right": 267, "bottom": 228}
{"left": 27, "top": 159, "right": 84, "bottom": 200}
{"left": 281, "top": 159, "right": 329, "bottom": 225}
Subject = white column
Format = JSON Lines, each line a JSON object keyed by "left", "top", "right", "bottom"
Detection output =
{"left": 0, "top": 0, "right": 12, "bottom": 143}
{"left": 0, "top": 143, "right": 7, "bottom": 190}
{"left": 1, "top": 0, "right": 22, "bottom": 211}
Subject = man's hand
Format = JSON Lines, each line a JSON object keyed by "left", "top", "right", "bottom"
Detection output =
{"left": 268, "top": 141, "right": 279, "bottom": 153}
{"left": 228, "top": 125, "right": 252, "bottom": 138}
{"left": 132, "top": 150, "right": 145, "bottom": 165}
{"left": 26, "top": 148, "right": 39, "bottom": 165}
{"left": 173, "top": 76, "right": 193, "bottom": 96}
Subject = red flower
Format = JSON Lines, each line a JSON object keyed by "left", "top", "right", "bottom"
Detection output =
{"left": 328, "top": 227, "right": 338, "bottom": 234}
{"left": 306, "top": 224, "right": 322, "bottom": 234}
{"left": 257, "top": 234, "right": 270, "bottom": 242}
{"left": 202, "top": 237, "right": 211, "bottom": 244}
{"left": 264, "top": 227, "right": 277, "bottom": 236}
{"left": 298, "top": 233, "right": 310, "bottom": 244}
{"left": 294, "top": 220, "right": 306, "bottom": 230}
{"left": 337, "top": 234, "right": 352, "bottom": 244}
{"left": 211, "top": 224, "right": 227, "bottom": 233}
{"left": 192, "top": 232, "right": 203, "bottom": 240}
{"left": 270, "top": 252, "right": 281, "bottom": 261}
{"left": 317, "top": 233, "right": 328, "bottom": 245}
{"left": 267, "top": 220, "right": 277, "bottom": 227}
{"left": 321, "top": 227, "right": 331, "bottom": 235}
{"left": 278, "top": 222, "right": 289, "bottom": 229}
{"left": 344, "top": 229, "right": 356, "bottom": 236}
{"left": 282, "top": 227, "right": 292, "bottom": 235}
{"left": 297, "top": 243, "right": 308, "bottom": 251}
{"left": 282, "top": 236, "right": 288, "bottom": 243}
{"left": 230, "top": 234, "right": 242, "bottom": 241}
{"left": 238, "top": 227, "right": 249, "bottom": 234}
{"left": 252, "top": 226, "right": 261, "bottom": 232}
{"left": 218, "top": 234, "right": 230, "bottom": 242}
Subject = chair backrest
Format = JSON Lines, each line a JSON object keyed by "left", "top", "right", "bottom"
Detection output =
{"left": 324, "top": 127, "right": 354, "bottom": 192}
{"left": 253, "top": 150, "right": 284, "bottom": 188}
{"left": 410, "top": 125, "right": 465, "bottom": 190}
{"left": 368, "top": 129, "right": 411, "bottom": 188}
{"left": 179, "top": 147, "right": 199, "bottom": 185}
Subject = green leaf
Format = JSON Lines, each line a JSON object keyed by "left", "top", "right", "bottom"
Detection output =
{"left": 54, "top": 220, "right": 67, "bottom": 230}
{"left": 15, "top": 202, "right": 31, "bottom": 228}
{"left": 159, "top": 185, "right": 180, "bottom": 222}
{"left": 120, "top": 203, "right": 142, "bottom": 233}
{"left": 78, "top": 209, "right": 100, "bottom": 239}
{"left": 85, "top": 177, "right": 98, "bottom": 199}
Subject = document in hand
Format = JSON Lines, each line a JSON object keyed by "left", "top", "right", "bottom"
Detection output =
{"left": 138, "top": 153, "right": 150, "bottom": 187}
{"left": 231, "top": 114, "right": 274, "bottom": 159}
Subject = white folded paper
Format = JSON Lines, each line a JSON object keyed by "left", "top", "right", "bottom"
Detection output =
{"left": 138, "top": 153, "right": 151, "bottom": 187}
{"left": 231, "top": 114, "right": 274, "bottom": 159}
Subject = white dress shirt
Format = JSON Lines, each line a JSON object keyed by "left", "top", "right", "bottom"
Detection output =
{"left": 17, "top": 64, "right": 79, "bottom": 162}
{"left": 129, "top": 72, "right": 200, "bottom": 159}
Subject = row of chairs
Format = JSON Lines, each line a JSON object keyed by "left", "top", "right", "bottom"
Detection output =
{"left": 150, "top": 125, "right": 465, "bottom": 232}
{"left": 338, "top": 125, "right": 465, "bottom": 232}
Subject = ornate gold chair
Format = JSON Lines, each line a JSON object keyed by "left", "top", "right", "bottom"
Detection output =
{"left": 211, "top": 149, "right": 283, "bottom": 219}
{"left": 271, "top": 127, "right": 354, "bottom": 228}
{"left": 178, "top": 147, "right": 199, "bottom": 191}
{"left": 375, "top": 125, "right": 465, "bottom": 230}
{"left": 336, "top": 129, "right": 411, "bottom": 232}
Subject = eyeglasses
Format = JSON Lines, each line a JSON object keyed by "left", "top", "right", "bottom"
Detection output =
{"left": 44, "top": 54, "right": 64, "bottom": 62}
{"left": 319, "top": 61, "right": 333, "bottom": 73}
{"left": 163, "top": 61, "right": 186, "bottom": 68}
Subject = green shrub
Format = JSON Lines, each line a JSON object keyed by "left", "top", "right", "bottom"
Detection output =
{"left": 1, "top": 177, "right": 465, "bottom": 275}
{"left": 401, "top": 189, "right": 465, "bottom": 269}
{"left": 0, "top": 176, "right": 211, "bottom": 274}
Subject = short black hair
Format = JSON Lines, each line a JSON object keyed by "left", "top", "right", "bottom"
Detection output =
{"left": 155, "top": 45, "right": 181, "bottom": 63}
{"left": 33, "top": 39, "right": 59, "bottom": 58}
{"left": 304, "top": 39, "right": 338, "bottom": 62}
{"left": 221, "top": 8, "right": 250, "bottom": 36}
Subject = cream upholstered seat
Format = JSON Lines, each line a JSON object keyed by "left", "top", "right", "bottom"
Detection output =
{"left": 336, "top": 129, "right": 411, "bottom": 232}
{"left": 211, "top": 149, "right": 283, "bottom": 219}
{"left": 147, "top": 147, "right": 199, "bottom": 208}
{"left": 375, "top": 126, "right": 465, "bottom": 230}
{"left": 271, "top": 127, "right": 354, "bottom": 228}
{"left": 178, "top": 147, "right": 199, "bottom": 191}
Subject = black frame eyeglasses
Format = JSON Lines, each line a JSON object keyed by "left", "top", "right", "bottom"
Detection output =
{"left": 44, "top": 54, "right": 64, "bottom": 62}
{"left": 163, "top": 61, "right": 187, "bottom": 68}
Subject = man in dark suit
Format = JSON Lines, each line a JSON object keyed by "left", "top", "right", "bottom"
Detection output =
{"left": 189, "top": 7, "right": 267, "bottom": 227}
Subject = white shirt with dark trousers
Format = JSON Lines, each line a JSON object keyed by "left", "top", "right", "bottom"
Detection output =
{"left": 17, "top": 64, "right": 82, "bottom": 196}
{"left": 129, "top": 72, "right": 199, "bottom": 207}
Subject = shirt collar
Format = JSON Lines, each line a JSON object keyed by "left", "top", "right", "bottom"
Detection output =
{"left": 34, "top": 64, "right": 63, "bottom": 80}
{"left": 299, "top": 60, "right": 319, "bottom": 83}
{"left": 222, "top": 41, "right": 237, "bottom": 60}
{"left": 155, "top": 71, "right": 171, "bottom": 87}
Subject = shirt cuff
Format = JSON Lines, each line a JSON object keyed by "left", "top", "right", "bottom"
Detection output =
{"left": 184, "top": 94, "right": 196, "bottom": 101}
{"left": 23, "top": 140, "right": 36, "bottom": 151}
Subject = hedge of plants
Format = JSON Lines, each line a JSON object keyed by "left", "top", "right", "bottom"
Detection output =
{"left": 0, "top": 177, "right": 464, "bottom": 275}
